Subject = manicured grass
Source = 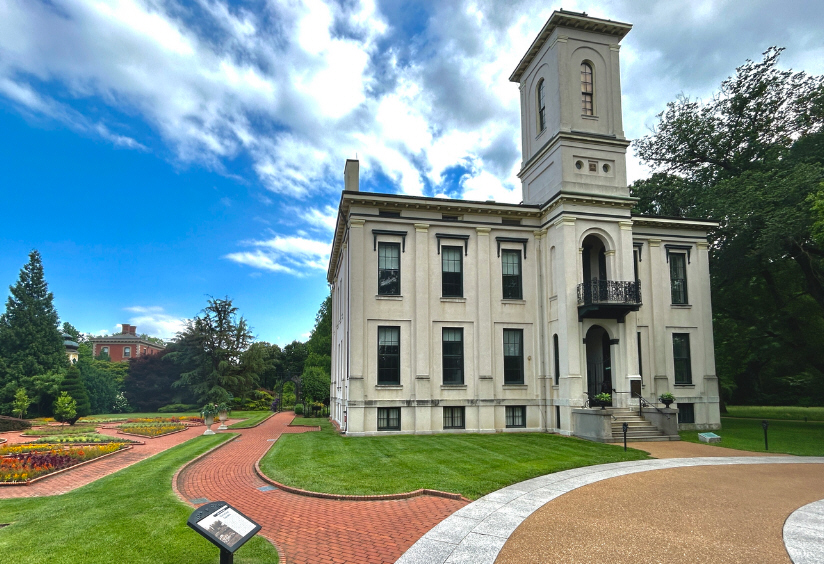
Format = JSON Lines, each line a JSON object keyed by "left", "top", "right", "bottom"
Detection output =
{"left": 680, "top": 417, "right": 824, "bottom": 456}
{"left": 0, "top": 434, "right": 278, "bottom": 564}
{"left": 228, "top": 411, "right": 273, "bottom": 429}
{"left": 724, "top": 405, "right": 824, "bottom": 421}
{"left": 259, "top": 420, "right": 650, "bottom": 500}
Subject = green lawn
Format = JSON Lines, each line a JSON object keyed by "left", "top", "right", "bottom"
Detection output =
{"left": 228, "top": 412, "right": 273, "bottom": 429}
{"left": 723, "top": 405, "right": 824, "bottom": 421}
{"left": 259, "top": 419, "right": 650, "bottom": 500}
{"left": 680, "top": 417, "right": 824, "bottom": 456}
{"left": 0, "top": 434, "right": 278, "bottom": 564}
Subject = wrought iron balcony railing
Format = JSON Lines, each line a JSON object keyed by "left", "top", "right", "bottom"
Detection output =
{"left": 577, "top": 279, "right": 641, "bottom": 306}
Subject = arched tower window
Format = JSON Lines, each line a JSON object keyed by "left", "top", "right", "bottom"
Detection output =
{"left": 581, "top": 62, "right": 594, "bottom": 115}
{"left": 537, "top": 79, "right": 546, "bottom": 132}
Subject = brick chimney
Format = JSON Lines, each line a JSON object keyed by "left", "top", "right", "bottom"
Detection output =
{"left": 121, "top": 324, "right": 136, "bottom": 335}
{"left": 344, "top": 159, "right": 359, "bottom": 192}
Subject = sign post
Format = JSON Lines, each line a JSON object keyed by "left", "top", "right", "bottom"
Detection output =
{"left": 188, "top": 501, "right": 262, "bottom": 564}
{"left": 622, "top": 422, "right": 628, "bottom": 451}
{"left": 762, "top": 420, "right": 769, "bottom": 451}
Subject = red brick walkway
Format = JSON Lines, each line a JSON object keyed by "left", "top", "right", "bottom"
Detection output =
{"left": 0, "top": 422, "right": 216, "bottom": 498}
{"left": 177, "top": 412, "right": 468, "bottom": 564}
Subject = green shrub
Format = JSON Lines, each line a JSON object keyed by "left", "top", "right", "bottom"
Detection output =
{"left": 0, "top": 416, "right": 32, "bottom": 432}
{"left": 293, "top": 404, "right": 304, "bottom": 415}
{"left": 157, "top": 403, "right": 199, "bottom": 413}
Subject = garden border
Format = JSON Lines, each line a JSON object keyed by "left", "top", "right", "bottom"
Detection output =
{"left": 171, "top": 434, "right": 240, "bottom": 505}
{"left": 0, "top": 445, "right": 132, "bottom": 486}
{"left": 252, "top": 427, "right": 469, "bottom": 502}
{"left": 118, "top": 427, "right": 190, "bottom": 439}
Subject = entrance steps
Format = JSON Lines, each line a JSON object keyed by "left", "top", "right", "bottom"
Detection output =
{"left": 605, "top": 409, "right": 680, "bottom": 443}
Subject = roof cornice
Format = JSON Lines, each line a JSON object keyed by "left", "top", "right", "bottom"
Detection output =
{"left": 509, "top": 10, "right": 632, "bottom": 83}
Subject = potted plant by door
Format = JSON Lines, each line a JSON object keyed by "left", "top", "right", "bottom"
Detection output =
{"left": 594, "top": 392, "right": 612, "bottom": 410}
{"left": 659, "top": 392, "right": 675, "bottom": 409}
{"left": 217, "top": 402, "right": 230, "bottom": 430}
{"left": 201, "top": 403, "right": 218, "bottom": 435}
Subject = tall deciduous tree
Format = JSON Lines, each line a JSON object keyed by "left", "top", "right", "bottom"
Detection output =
{"left": 632, "top": 47, "right": 824, "bottom": 406}
{"left": 60, "top": 364, "right": 91, "bottom": 420}
{"left": 168, "top": 297, "right": 260, "bottom": 403}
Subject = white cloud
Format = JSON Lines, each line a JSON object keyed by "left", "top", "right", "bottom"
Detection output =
{"left": 124, "top": 305, "right": 187, "bottom": 339}
{"left": 224, "top": 234, "right": 331, "bottom": 275}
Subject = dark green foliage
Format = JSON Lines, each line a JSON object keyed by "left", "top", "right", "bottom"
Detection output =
{"left": 0, "top": 416, "right": 32, "bottom": 432}
{"left": 300, "top": 366, "right": 330, "bottom": 404}
{"left": 167, "top": 297, "right": 261, "bottom": 403}
{"left": 60, "top": 364, "right": 91, "bottom": 419}
{"left": 76, "top": 343, "right": 128, "bottom": 414}
{"left": 632, "top": 48, "right": 824, "bottom": 406}
{"left": 281, "top": 340, "right": 308, "bottom": 376}
{"left": 293, "top": 403, "right": 304, "bottom": 415}
{"left": 0, "top": 250, "right": 67, "bottom": 415}
{"left": 156, "top": 403, "right": 199, "bottom": 413}
{"left": 125, "top": 346, "right": 193, "bottom": 411}
{"left": 61, "top": 321, "right": 82, "bottom": 343}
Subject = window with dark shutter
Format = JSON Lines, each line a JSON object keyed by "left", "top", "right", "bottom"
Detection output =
{"left": 377, "top": 327, "right": 400, "bottom": 385}
{"left": 442, "top": 328, "right": 464, "bottom": 385}
{"left": 503, "top": 329, "right": 524, "bottom": 384}
{"left": 673, "top": 333, "right": 692, "bottom": 385}
{"left": 442, "top": 246, "right": 463, "bottom": 297}
{"left": 502, "top": 250, "right": 522, "bottom": 299}
{"left": 378, "top": 242, "right": 400, "bottom": 295}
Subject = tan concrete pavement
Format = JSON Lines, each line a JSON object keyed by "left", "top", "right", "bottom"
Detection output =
{"left": 496, "top": 463, "right": 824, "bottom": 564}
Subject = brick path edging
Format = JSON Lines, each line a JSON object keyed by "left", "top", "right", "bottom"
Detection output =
{"left": 0, "top": 445, "right": 133, "bottom": 487}
{"left": 252, "top": 435, "right": 469, "bottom": 502}
{"left": 171, "top": 434, "right": 240, "bottom": 505}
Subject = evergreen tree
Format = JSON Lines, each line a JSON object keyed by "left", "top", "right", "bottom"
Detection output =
{"left": 0, "top": 250, "right": 66, "bottom": 376}
{"left": 60, "top": 364, "right": 91, "bottom": 419}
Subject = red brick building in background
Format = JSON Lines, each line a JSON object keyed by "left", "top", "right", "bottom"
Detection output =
{"left": 89, "top": 324, "right": 165, "bottom": 362}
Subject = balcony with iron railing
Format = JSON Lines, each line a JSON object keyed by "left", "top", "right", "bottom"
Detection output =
{"left": 576, "top": 279, "right": 642, "bottom": 321}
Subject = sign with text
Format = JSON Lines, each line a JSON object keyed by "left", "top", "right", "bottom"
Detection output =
{"left": 187, "top": 501, "right": 261, "bottom": 554}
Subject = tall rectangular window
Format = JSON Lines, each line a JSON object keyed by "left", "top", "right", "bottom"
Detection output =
{"left": 637, "top": 332, "right": 643, "bottom": 385}
{"left": 378, "top": 242, "right": 400, "bottom": 295}
{"left": 673, "top": 333, "right": 692, "bottom": 385}
{"left": 442, "top": 246, "right": 463, "bottom": 297}
{"left": 553, "top": 334, "right": 560, "bottom": 385}
{"left": 378, "top": 327, "right": 400, "bottom": 385}
{"left": 503, "top": 329, "right": 524, "bottom": 384}
{"left": 123, "top": 346, "right": 131, "bottom": 358}
{"left": 443, "top": 406, "right": 465, "bottom": 429}
{"left": 502, "top": 250, "right": 522, "bottom": 299}
{"left": 506, "top": 406, "right": 526, "bottom": 428}
{"left": 378, "top": 407, "right": 400, "bottom": 430}
{"left": 442, "top": 328, "right": 464, "bottom": 385}
{"left": 670, "top": 254, "right": 688, "bottom": 304}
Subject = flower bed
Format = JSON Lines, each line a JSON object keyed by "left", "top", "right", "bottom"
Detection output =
{"left": 117, "top": 423, "right": 187, "bottom": 437}
{"left": 22, "top": 425, "right": 99, "bottom": 437}
{"left": 31, "top": 434, "right": 138, "bottom": 444}
{"left": 0, "top": 443, "right": 126, "bottom": 483}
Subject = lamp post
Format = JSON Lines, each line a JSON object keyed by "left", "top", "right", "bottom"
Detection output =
{"left": 762, "top": 420, "right": 769, "bottom": 451}
{"left": 622, "top": 422, "right": 628, "bottom": 451}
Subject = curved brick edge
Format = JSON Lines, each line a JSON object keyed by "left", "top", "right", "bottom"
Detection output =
{"left": 227, "top": 412, "right": 276, "bottom": 430}
{"left": 118, "top": 427, "right": 190, "bottom": 439}
{"left": 0, "top": 438, "right": 5, "bottom": 445}
{"left": 0, "top": 445, "right": 133, "bottom": 487}
{"left": 783, "top": 498, "right": 824, "bottom": 563}
{"left": 171, "top": 434, "right": 240, "bottom": 505}
{"left": 253, "top": 438, "right": 469, "bottom": 502}
{"left": 15, "top": 440, "right": 145, "bottom": 447}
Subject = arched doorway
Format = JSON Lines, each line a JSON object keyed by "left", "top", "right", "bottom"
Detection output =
{"left": 585, "top": 325, "right": 612, "bottom": 404}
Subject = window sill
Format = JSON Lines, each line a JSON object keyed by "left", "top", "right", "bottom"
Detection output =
{"left": 581, "top": 114, "right": 599, "bottom": 120}
{"left": 503, "top": 384, "right": 527, "bottom": 389}
{"left": 671, "top": 304, "right": 692, "bottom": 308}
{"left": 506, "top": 425, "right": 527, "bottom": 429}
{"left": 376, "top": 295, "right": 403, "bottom": 300}
{"left": 443, "top": 427, "right": 466, "bottom": 431}
{"left": 441, "top": 297, "right": 466, "bottom": 303}
{"left": 376, "top": 385, "right": 403, "bottom": 389}
{"left": 441, "top": 385, "right": 467, "bottom": 389}
{"left": 674, "top": 384, "right": 695, "bottom": 388}
{"left": 501, "top": 299, "right": 526, "bottom": 304}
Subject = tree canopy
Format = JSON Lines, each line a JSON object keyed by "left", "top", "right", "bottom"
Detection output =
{"left": 632, "top": 47, "right": 824, "bottom": 406}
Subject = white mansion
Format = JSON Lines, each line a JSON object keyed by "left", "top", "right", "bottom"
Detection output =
{"left": 327, "top": 10, "right": 721, "bottom": 439}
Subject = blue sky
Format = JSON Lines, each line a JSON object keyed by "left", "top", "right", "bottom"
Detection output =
{"left": 1, "top": 0, "right": 823, "bottom": 344}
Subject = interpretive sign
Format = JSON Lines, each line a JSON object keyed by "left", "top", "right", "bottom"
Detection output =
{"left": 188, "top": 501, "right": 261, "bottom": 563}
{"left": 698, "top": 432, "right": 721, "bottom": 444}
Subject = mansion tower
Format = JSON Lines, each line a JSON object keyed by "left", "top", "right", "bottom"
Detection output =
{"left": 327, "top": 10, "right": 721, "bottom": 439}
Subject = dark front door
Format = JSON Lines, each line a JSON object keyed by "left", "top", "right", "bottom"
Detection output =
{"left": 586, "top": 326, "right": 613, "bottom": 405}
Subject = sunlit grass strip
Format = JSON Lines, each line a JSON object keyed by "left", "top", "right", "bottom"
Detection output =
{"left": 724, "top": 405, "right": 824, "bottom": 421}
{"left": 0, "top": 435, "right": 279, "bottom": 563}
{"left": 22, "top": 425, "right": 100, "bottom": 436}
{"left": 228, "top": 412, "right": 273, "bottom": 429}
{"left": 260, "top": 419, "right": 650, "bottom": 500}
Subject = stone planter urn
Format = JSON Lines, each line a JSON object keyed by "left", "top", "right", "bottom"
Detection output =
{"left": 217, "top": 410, "right": 229, "bottom": 430}
{"left": 203, "top": 414, "right": 216, "bottom": 435}
{"left": 661, "top": 399, "right": 674, "bottom": 409}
